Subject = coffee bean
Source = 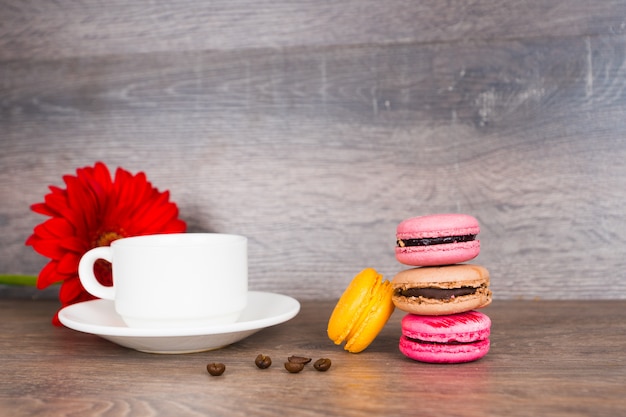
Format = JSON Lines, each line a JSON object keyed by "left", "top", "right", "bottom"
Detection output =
{"left": 284, "top": 361, "right": 305, "bottom": 373}
{"left": 206, "top": 362, "right": 226, "bottom": 376}
{"left": 287, "top": 355, "right": 312, "bottom": 364}
{"left": 255, "top": 354, "right": 272, "bottom": 369}
{"left": 313, "top": 358, "right": 332, "bottom": 372}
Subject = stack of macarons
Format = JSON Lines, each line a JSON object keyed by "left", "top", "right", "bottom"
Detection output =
{"left": 392, "top": 213, "right": 492, "bottom": 363}
{"left": 327, "top": 213, "right": 492, "bottom": 364}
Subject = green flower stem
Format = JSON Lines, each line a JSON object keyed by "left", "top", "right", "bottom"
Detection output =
{"left": 0, "top": 275, "right": 38, "bottom": 286}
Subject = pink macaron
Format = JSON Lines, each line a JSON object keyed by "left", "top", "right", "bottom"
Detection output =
{"left": 395, "top": 213, "right": 480, "bottom": 266}
{"left": 399, "top": 311, "right": 491, "bottom": 363}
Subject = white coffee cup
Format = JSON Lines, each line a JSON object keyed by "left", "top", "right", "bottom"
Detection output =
{"left": 78, "top": 233, "right": 247, "bottom": 329}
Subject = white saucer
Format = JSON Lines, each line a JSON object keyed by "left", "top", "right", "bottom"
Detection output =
{"left": 58, "top": 291, "right": 300, "bottom": 354}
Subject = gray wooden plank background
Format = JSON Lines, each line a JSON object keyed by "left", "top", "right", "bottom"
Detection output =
{"left": 2, "top": 1, "right": 626, "bottom": 301}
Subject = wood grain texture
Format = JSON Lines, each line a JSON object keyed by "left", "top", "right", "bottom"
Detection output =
{"left": 2, "top": 1, "right": 626, "bottom": 300}
{"left": 2, "top": 1, "right": 626, "bottom": 60}
{"left": 1, "top": 299, "right": 625, "bottom": 416}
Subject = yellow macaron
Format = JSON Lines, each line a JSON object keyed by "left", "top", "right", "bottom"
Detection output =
{"left": 327, "top": 268, "right": 395, "bottom": 353}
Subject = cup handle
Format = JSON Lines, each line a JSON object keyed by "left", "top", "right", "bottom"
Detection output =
{"left": 78, "top": 246, "right": 115, "bottom": 300}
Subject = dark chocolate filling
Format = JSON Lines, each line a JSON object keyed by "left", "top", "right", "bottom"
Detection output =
{"left": 396, "top": 287, "right": 477, "bottom": 300}
{"left": 397, "top": 234, "right": 476, "bottom": 247}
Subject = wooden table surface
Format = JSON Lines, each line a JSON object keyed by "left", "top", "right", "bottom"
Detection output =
{"left": 1, "top": 299, "right": 625, "bottom": 417}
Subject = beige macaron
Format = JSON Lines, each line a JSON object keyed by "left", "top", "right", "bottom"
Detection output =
{"left": 392, "top": 264, "right": 492, "bottom": 315}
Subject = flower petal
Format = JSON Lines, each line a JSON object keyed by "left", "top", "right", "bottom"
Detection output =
{"left": 57, "top": 252, "right": 80, "bottom": 275}
{"left": 37, "top": 261, "right": 62, "bottom": 289}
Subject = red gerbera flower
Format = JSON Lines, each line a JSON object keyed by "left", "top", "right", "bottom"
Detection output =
{"left": 25, "top": 162, "right": 186, "bottom": 325}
